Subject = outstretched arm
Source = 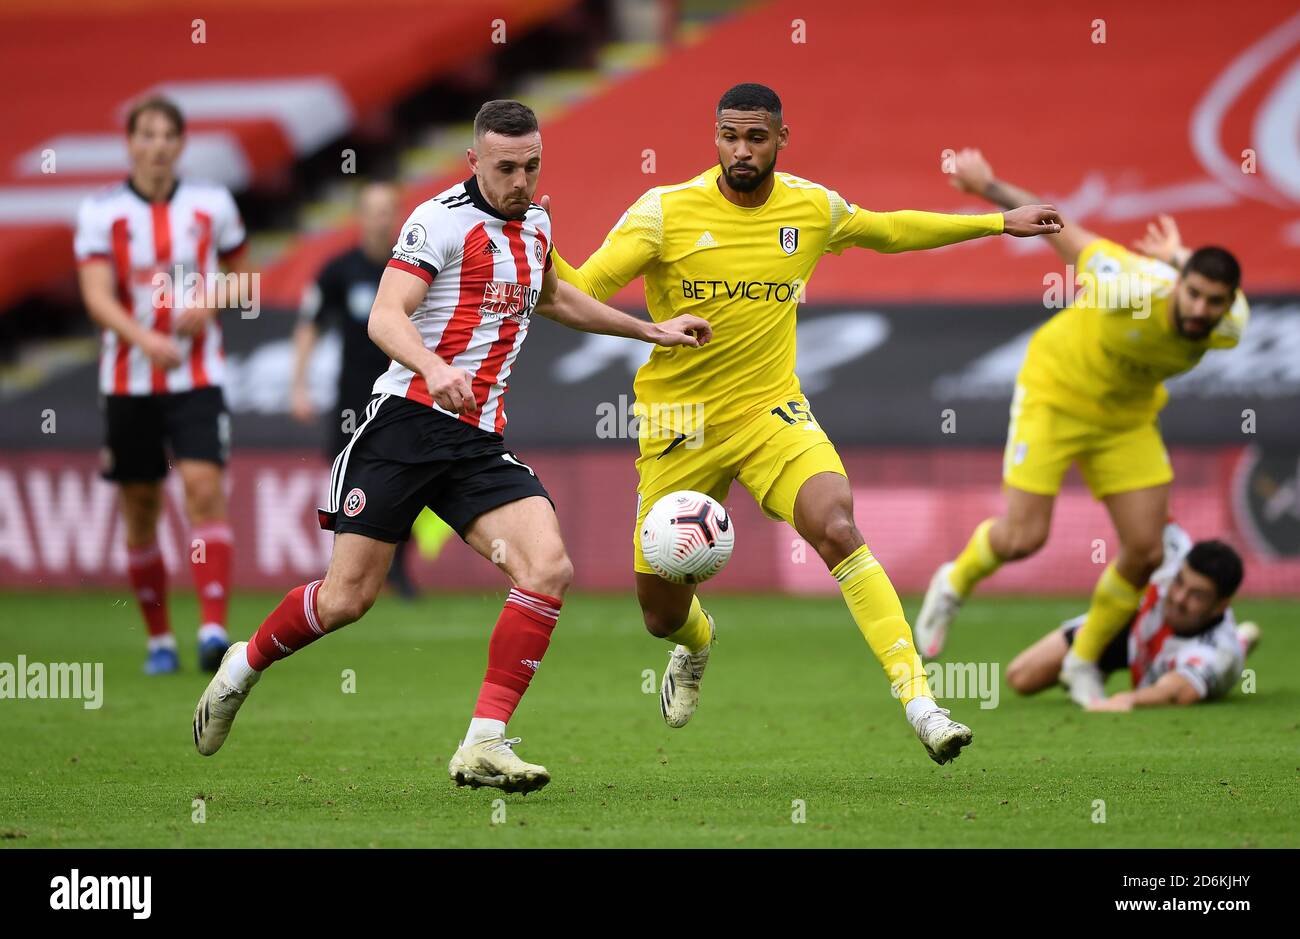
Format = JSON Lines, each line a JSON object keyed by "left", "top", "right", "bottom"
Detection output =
{"left": 947, "top": 147, "right": 1096, "bottom": 265}
{"left": 533, "top": 266, "right": 711, "bottom": 347}
{"left": 827, "top": 189, "right": 1060, "bottom": 256}
{"left": 1087, "top": 672, "right": 1201, "bottom": 711}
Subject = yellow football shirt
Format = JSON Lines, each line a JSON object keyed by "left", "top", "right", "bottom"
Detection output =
{"left": 553, "top": 164, "right": 1003, "bottom": 432}
{"left": 1018, "top": 238, "right": 1249, "bottom": 429}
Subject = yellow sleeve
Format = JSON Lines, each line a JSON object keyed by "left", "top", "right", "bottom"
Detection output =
{"left": 1076, "top": 238, "right": 1177, "bottom": 315}
{"left": 1078, "top": 238, "right": 1144, "bottom": 276}
{"left": 552, "top": 189, "right": 663, "bottom": 302}
{"left": 825, "top": 189, "right": 1002, "bottom": 255}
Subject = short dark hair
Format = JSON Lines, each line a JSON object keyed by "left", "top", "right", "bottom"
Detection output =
{"left": 1186, "top": 540, "right": 1244, "bottom": 600}
{"left": 127, "top": 96, "right": 185, "bottom": 136}
{"left": 1183, "top": 246, "right": 1241, "bottom": 294}
{"left": 716, "top": 83, "right": 782, "bottom": 121}
{"left": 473, "top": 100, "right": 539, "bottom": 140}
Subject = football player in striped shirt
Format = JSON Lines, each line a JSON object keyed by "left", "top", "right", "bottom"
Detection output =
{"left": 1005, "top": 524, "right": 1259, "bottom": 710}
{"left": 553, "top": 83, "right": 1063, "bottom": 764}
{"left": 914, "top": 149, "right": 1248, "bottom": 708}
{"left": 193, "top": 101, "right": 710, "bottom": 793}
{"left": 75, "top": 97, "right": 247, "bottom": 675}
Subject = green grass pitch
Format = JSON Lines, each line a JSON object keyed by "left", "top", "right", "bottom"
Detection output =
{"left": 1, "top": 589, "right": 1296, "bottom": 848}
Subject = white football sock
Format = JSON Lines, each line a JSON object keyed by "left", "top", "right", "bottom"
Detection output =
{"left": 198, "top": 623, "right": 229, "bottom": 643}
{"left": 223, "top": 645, "right": 259, "bottom": 692}
{"left": 464, "top": 717, "right": 506, "bottom": 746}
{"left": 905, "top": 696, "right": 940, "bottom": 726}
{"left": 147, "top": 634, "right": 177, "bottom": 653}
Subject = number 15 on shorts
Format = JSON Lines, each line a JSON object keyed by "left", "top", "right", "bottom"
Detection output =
{"left": 771, "top": 399, "right": 820, "bottom": 429}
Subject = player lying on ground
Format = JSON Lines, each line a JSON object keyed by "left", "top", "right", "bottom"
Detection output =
{"left": 75, "top": 96, "right": 247, "bottom": 675}
{"left": 552, "top": 83, "right": 1062, "bottom": 764}
{"left": 193, "top": 100, "right": 710, "bottom": 794}
{"left": 914, "top": 148, "right": 1249, "bottom": 709}
{"left": 1005, "top": 524, "right": 1258, "bottom": 710}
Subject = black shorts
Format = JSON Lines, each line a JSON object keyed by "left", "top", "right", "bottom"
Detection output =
{"left": 101, "top": 387, "right": 230, "bottom": 483}
{"left": 1063, "top": 620, "right": 1132, "bottom": 674}
{"left": 319, "top": 393, "right": 553, "bottom": 543}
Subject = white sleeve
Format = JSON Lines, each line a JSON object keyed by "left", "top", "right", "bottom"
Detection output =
{"left": 389, "top": 202, "right": 457, "bottom": 285}
{"left": 1172, "top": 643, "right": 1238, "bottom": 701}
{"left": 73, "top": 197, "right": 110, "bottom": 262}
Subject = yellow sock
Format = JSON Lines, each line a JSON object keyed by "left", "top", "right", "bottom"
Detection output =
{"left": 1072, "top": 563, "right": 1143, "bottom": 662}
{"left": 832, "top": 544, "right": 931, "bottom": 706}
{"left": 664, "top": 595, "right": 711, "bottom": 653}
{"left": 948, "top": 518, "right": 1002, "bottom": 597}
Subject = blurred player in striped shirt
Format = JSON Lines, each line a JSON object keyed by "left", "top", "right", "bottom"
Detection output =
{"left": 1005, "top": 524, "right": 1259, "bottom": 710}
{"left": 75, "top": 97, "right": 247, "bottom": 675}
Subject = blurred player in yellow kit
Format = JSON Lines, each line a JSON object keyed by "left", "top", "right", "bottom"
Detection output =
{"left": 553, "top": 84, "right": 1063, "bottom": 763}
{"left": 914, "top": 148, "right": 1248, "bottom": 708}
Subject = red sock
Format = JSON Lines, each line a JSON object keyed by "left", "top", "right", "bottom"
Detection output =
{"left": 127, "top": 543, "right": 170, "bottom": 639}
{"left": 244, "top": 580, "right": 325, "bottom": 671}
{"left": 190, "top": 522, "right": 232, "bottom": 629}
{"left": 473, "top": 587, "right": 561, "bottom": 722}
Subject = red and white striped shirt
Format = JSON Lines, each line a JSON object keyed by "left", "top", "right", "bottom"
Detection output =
{"left": 376, "top": 176, "right": 552, "bottom": 435}
{"left": 1062, "top": 524, "right": 1244, "bottom": 700}
{"left": 74, "top": 179, "right": 246, "bottom": 396}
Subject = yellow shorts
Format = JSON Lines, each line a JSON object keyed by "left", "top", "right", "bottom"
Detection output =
{"left": 632, "top": 394, "right": 846, "bottom": 574}
{"left": 1003, "top": 384, "right": 1173, "bottom": 498}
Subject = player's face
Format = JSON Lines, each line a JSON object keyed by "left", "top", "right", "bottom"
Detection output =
{"left": 127, "top": 110, "right": 183, "bottom": 179}
{"left": 469, "top": 132, "right": 541, "bottom": 219}
{"left": 715, "top": 110, "right": 787, "bottom": 193}
{"left": 1172, "top": 271, "right": 1234, "bottom": 340}
{"left": 357, "top": 184, "right": 401, "bottom": 249}
{"left": 1165, "top": 563, "right": 1229, "bottom": 632}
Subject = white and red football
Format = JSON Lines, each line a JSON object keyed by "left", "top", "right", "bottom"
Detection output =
{"left": 640, "top": 490, "right": 735, "bottom": 584}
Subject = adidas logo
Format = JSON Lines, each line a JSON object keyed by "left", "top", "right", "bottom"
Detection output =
{"left": 886, "top": 638, "right": 911, "bottom": 654}
{"left": 695, "top": 231, "right": 718, "bottom": 248}
{"left": 520, "top": 658, "right": 541, "bottom": 672}
{"left": 482, "top": 241, "right": 502, "bottom": 256}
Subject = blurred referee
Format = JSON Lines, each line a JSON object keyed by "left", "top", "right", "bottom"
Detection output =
{"left": 290, "top": 181, "right": 419, "bottom": 598}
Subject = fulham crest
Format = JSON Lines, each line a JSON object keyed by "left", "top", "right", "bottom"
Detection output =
{"left": 779, "top": 226, "right": 799, "bottom": 255}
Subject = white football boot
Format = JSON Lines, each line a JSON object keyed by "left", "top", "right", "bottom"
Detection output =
{"left": 915, "top": 562, "right": 963, "bottom": 658}
{"left": 193, "top": 641, "right": 260, "bottom": 756}
{"left": 660, "top": 611, "right": 715, "bottom": 728}
{"left": 1059, "top": 650, "right": 1106, "bottom": 707}
{"left": 912, "top": 707, "right": 974, "bottom": 765}
{"left": 449, "top": 736, "right": 550, "bottom": 794}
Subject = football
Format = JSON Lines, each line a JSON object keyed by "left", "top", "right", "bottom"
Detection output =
{"left": 640, "top": 490, "right": 735, "bottom": 584}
